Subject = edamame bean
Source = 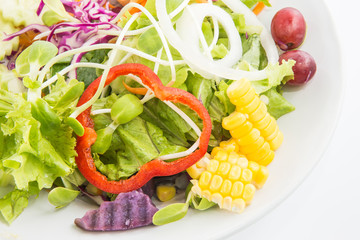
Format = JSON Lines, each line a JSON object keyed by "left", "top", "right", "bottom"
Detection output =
{"left": 111, "top": 94, "right": 143, "bottom": 125}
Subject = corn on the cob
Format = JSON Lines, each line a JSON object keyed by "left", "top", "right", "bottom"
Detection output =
{"left": 187, "top": 78, "right": 282, "bottom": 214}
{"left": 223, "top": 78, "right": 284, "bottom": 165}
{"left": 191, "top": 146, "right": 269, "bottom": 213}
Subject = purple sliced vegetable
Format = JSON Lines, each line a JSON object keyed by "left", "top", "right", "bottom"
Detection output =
{"left": 37, "top": 0, "right": 45, "bottom": 16}
{"left": 3, "top": 24, "right": 50, "bottom": 41}
{"left": 75, "top": 190, "right": 158, "bottom": 231}
{"left": 60, "top": 0, "right": 117, "bottom": 23}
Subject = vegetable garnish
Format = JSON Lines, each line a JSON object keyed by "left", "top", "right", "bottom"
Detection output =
{"left": 75, "top": 63, "right": 212, "bottom": 194}
{"left": 252, "top": 2, "right": 265, "bottom": 15}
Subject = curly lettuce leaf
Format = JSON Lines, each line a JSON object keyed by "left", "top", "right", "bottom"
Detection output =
{"left": 249, "top": 60, "right": 295, "bottom": 94}
{"left": 94, "top": 117, "right": 186, "bottom": 180}
{"left": 0, "top": 78, "right": 79, "bottom": 223}
{"left": 0, "top": 189, "right": 30, "bottom": 224}
{"left": 262, "top": 87, "right": 295, "bottom": 119}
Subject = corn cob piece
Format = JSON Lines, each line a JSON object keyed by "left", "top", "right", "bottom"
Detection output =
{"left": 191, "top": 146, "right": 269, "bottom": 213}
{"left": 187, "top": 78, "right": 282, "bottom": 214}
{"left": 223, "top": 78, "right": 284, "bottom": 165}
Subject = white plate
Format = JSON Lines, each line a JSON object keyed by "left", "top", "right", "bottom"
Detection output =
{"left": 0, "top": 0, "right": 342, "bottom": 239}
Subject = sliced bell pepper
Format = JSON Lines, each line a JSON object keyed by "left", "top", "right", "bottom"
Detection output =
{"left": 75, "top": 63, "right": 212, "bottom": 194}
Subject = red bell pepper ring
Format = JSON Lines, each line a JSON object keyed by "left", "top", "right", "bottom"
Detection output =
{"left": 75, "top": 63, "right": 212, "bottom": 194}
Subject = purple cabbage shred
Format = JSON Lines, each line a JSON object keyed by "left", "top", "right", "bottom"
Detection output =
{"left": 4, "top": 0, "right": 122, "bottom": 73}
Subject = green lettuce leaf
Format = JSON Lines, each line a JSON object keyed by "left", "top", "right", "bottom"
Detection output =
{"left": 0, "top": 189, "right": 30, "bottom": 224}
{"left": 262, "top": 87, "right": 295, "bottom": 119}
{"left": 0, "top": 79, "right": 78, "bottom": 223}
{"left": 140, "top": 98, "right": 192, "bottom": 148}
{"left": 94, "top": 117, "right": 186, "bottom": 180}
{"left": 242, "top": 34, "right": 268, "bottom": 70}
{"left": 251, "top": 60, "right": 295, "bottom": 94}
{"left": 186, "top": 73, "right": 214, "bottom": 108}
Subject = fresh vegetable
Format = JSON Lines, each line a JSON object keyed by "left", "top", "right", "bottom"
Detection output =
{"left": 252, "top": 2, "right": 265, "bottom": 15}
{"left": 226, "top": 79, "right": 283, "bottom": 154}
{"left": 75, "top": 63, "right": 212, "bottom": 194}
{"left": 191, "top": 145, "right": 269, "bottom": 213}
{"left": 48, "top": 187, "right": 80, "bottom": 208}
{"left": 156, "top": 185, "right": 176, "bottom": 202}
{"left": 75, "top": 190, "right": 158, "bottom": 231}
{"left": 271, "top": 7, "right": 307, "bottom": 51}
{"left": 279, "top": 50, "right": 317, "bottom": 85}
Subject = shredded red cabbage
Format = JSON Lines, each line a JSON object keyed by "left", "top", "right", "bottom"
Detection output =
{"left": 4, "top": 0, "right": 122, "bottom": 72}
{"left": 3, "top": 24, "right": 50, "bottom": 41}
{"left": 37, "top": 0, "right": 45, "bottom": 16}
{"left": 59, "top": 0, "right": 117, "bottom": 23}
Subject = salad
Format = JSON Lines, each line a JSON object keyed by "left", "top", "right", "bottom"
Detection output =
{"left": 0, "top": 0, "right": 316, "bottom": 232}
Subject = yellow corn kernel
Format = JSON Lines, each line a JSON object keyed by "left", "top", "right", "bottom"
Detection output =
{"left": 235, "top": 156, "right": 249, "bottom": 169}
{"left": 187, "top": 166, "right": 204, "bottom": 180}
{"left": 242, "top": 184, "right": 256, "bottom": 204}
{"left": 207, "top": 159, "right": 220, "bottom": 173}
{"left": 222, "top": 196, "right": 233, "bottom": 211}
{"left": 220, "top": 139, "right": 239, "bottom": 152}
{"left": 265, "top": 125, "right": 279, "bottom": 142}
{"left": 227, "top": 151, "right": 241, "bottom": 165}
{"left": 220, "top": 179, "right": 232, "bottom": 196}
{"left": 218, "top": 162, "right": 231, "bottom": 177}
{"left": 268, "top": 131, "right": 284, "bottom": 151}
{"left": 248, "top": 102, "right": 267, "bottom": 122}
{"left": 232, "top": 199, "right": 246, "bottom": 213}
{"left": 186, "top": 154, "right": 210, "bottom": 179}
{"left": 252, "top": 164, "right": 269, "bottom": 189}
{"left": 240, "top": 168, "right": 253, "bottom": 184}
{"left": 237, "top": 96, "right": 261, "bottom": 114}
{"left": 253, "top": 113, "right": 272, "bottom": 130}
{"left": 228, "top": 165, "right": 242, "bottom": 181}
{"left": 261, "top": 116, "right": 277, "bottom": 138}
{"left": 196, "top": 154, "right": 210, "bottom": 168}
{"left": 211, "top": 193, "right": 223, "bottom": 205}
{"left": 222, "top": 112, "right": 247, "bottom": 130}
{"left": 246, "top": 141, "right": 272, "bottom": 163}
{"left": 211, "top": 147, "right": 222, "bottom": 158}
{"left": 238, "top": 135, "right": 265, "bottom": 155}
{"left": 209, "top": 175, "right": 223, "bottom": 192}
{"left": 236, "top": 128, "right": 261, "bottom": 146}
{"left": 233, "top": 87, "right": 256, "bottom": 107}
{"left": 156, "top": 185, "right": 176, "bottom": 202}
{"left": 230, "top": 121, "right": 253, "bottom": 139}
{"left": 199, "top": 171, "right": 212, "bottom": 188}
{"left": 257, "top": 149, "right": 275, "bottom": 166}
{"left": 214, "top": 150, "right": 228, "bottom": 162}
{"left": 227, "top": 78, "right": 251, "bottom": 102}
{"left": 230, "top": 181, "right": 244, "bottom": 198}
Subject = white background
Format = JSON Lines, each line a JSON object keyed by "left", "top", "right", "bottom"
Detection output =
{"left": 229, "top": 0, "right": 360, "bottom": 239}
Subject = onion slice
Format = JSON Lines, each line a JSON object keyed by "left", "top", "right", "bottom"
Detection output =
{"left": 156, "top": 0, "right": 278, "bottom": 81}
{"left": 221, "top": 0, "right": 279, "bottom": 63}
{"left": 176, "top": 3, "right": 243, "bottom": 67}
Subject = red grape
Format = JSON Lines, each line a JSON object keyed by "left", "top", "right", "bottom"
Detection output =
{"left": 271, "top": 7, "right": 306, "bottom": 51}
{"left": 279, "top": 50, "right": 316, "bottom": 86}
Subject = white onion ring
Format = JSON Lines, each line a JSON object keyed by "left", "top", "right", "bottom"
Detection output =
{"left": 176, "top": 3, "right": 243, "bottom": 67}
{"left": 221, "top": 0, "right": 279, "bottom": 64}
{"left": 156, "top": 0, "right": 278, "bottom": 81}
